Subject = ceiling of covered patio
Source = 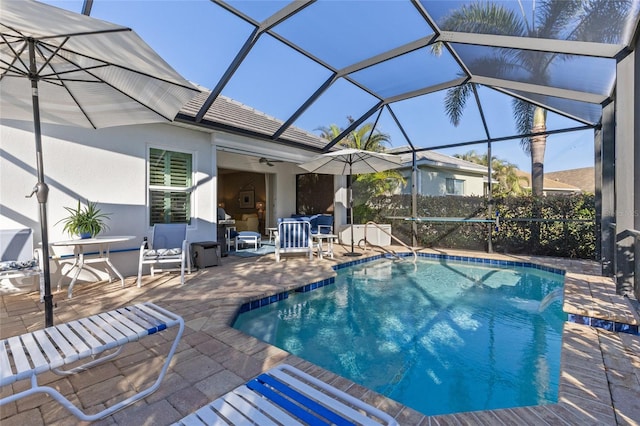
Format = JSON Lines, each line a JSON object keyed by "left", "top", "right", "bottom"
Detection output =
{"left": 41, "top": 0, "right": 640, "bottom": 169}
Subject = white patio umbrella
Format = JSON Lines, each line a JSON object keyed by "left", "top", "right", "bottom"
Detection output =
{"left": 299, "top": 148, "right": 402, "bottom": 256}
{"left": 0, "top": 0, "right": 200, "bottom": 327}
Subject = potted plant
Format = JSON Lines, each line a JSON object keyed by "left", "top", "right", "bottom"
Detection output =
{"left": 58, "top": 199, "right": 111, "bottom": 239}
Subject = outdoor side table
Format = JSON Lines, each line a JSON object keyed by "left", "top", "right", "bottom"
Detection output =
{"left": 312, "top": 233, "right": 337, "bottom": 260}
{"left": 217, "top": 219, "right": 236, "bottom": 257}
{"left": 266, "top": 227, "right": 277, "bottom": 244}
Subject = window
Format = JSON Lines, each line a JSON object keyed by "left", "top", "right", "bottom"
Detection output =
{"left": 296, "top": 173, "right": 334, "bottom": 215}
{"left": 148, "top": 148, "right": 192, "bottom": 225}
{"left": 446, "top": 178, "right": 464, "bottom": 195}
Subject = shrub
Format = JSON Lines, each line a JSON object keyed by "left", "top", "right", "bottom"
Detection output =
{"left": 356, "top": 193, "right": 595, "bottom": 259}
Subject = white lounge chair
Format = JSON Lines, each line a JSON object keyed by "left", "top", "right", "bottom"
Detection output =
{"left": 174, "top": 364, "right": 399, "bottom": 425}
{"left": 275, "top": 220, "right": 313, "bottom": 262}
{"left": 0, "top": 302, "right": 184, "bottom": 422}
{"left": 138, "top": 223, "right": 191, "bottom": 286}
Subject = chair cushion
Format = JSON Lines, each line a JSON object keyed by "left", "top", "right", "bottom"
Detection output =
{"left": 144, "top": 248, "right": 182, "bottom": 257}
{"left": 288, "top": 214, "right": 332, "bottom": 234}
{"left": 316, "top": 215, "right": 333, "bottom": 234}
{"left": 278, "top": 221, "right": 310, "bottom": 248}
{"left": 0, "top": 259, "right": 38, "bottom": 272}
{"left": 237, "top": 231, "right": 260, "bottom": 238}
{"left": 309, "top": 215, "right": 319, "bottom": 232}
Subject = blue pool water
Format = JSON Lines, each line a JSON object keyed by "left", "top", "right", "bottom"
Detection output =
{"left": 233, "top": 258, "right": 566, "bottom": 416}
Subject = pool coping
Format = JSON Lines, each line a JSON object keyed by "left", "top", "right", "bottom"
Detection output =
{"left": 238, "top": 252, "right": 638, "bottom": 335}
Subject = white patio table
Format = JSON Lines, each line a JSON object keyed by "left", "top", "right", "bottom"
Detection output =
{"left": 52, "top": 236, "right": 135, "bottom": 298}
{"left": 312, "top": 233, "right": 338, "bottom": 260}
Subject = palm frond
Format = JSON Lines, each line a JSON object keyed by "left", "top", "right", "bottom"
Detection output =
{"left": 511, "top": 98, "right": 535, "bottom": 154}
{"left": 439, "top": 2, "right": 526, "bottom": 36}
{"left": 570, "top": 0, "right": 633, "bottom": 43}
{"left": 470, "top": 54, "right": 527, "bottom": 79}
{"left": 430, "top": 41, "right": 444, "bottom": 57}
{"left": 536, "top": 0, "right": 583, "bottom": 38}
{"left": 445, "top": 83, "right": 473, "bottom": 126}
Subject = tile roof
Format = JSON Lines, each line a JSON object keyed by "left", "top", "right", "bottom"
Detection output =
{"left": 516, "top": 170, "right": 582, "bottom": 192}
{"left": 176, "top": 91, "right": 328, "bottom": 152}
{"left": 389, "top": 146, "right": 488, "bottom": 174}
{"left": 545, "top": 167, "right": 595, "bottom": 193}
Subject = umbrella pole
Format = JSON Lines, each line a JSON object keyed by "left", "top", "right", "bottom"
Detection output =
{"left": 344, "top": 166, "right": 361, "bottom": 257}
{"left": 29, "top": 40, "right": 54, "bottom": 327}
{"left": 350, "top": 187, "right": 355, "bottom": 252}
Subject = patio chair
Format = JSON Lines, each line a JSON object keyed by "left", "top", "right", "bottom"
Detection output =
{"left": 225, "top": 226, "right": 238, "bottom": 252}
{"left": 137, "top": 223, "right": 191, "bottom": 286}
{"left": 174, "top": 364, "right": 399, "bottom": 425}
{"left": 0, "top": 228, "right": 44, "bottom": 301}
{"left": 275, "top": 219, "right": 313, "bottom": 262}
{"left": 314, "top": 214, "right": 334, "bottom": 235}
{"left": 289, "top": 214, "right": 334, "bottom": 235}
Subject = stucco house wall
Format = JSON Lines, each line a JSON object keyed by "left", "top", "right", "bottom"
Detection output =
{"left": 408, "top": 166, "right": 486, "bottom": 196}
{"left": 2, "top": 121, "right": 211, "bottom": 280}
{"left": 391, "top": 148, "right": 488, "bottom": 197}
{"left": 1, "top": 119, "right": 319, "bottom": 284}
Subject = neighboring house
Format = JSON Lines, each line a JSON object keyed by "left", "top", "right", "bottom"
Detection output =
{"left": 390, "top": 148, "right": 490, "bottom": 196}
{"left": 545, "top": 167, "right": 595, "bottom": 193}
{"left": 515, "top": 170, "right": 583, "bottom": 195}
{"left": 1, "top": 90, "right": 341, "bottom": 282}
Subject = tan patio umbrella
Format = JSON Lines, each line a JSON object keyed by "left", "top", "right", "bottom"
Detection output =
{"left": 0, "top": 0, "right": 200, "bottom": 326}
{"left": 299, "top": 148, "right": 402, "bottom": 257}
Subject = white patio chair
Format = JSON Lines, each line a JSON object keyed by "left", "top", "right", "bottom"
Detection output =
{"left": 225, "top": 226, "right": 237, "bottom": 252}
{"left": 0, "top": 228, "right": 44, "bottom": 301}
{"left": 137, "top": 223, "right": 190, "bottom": 286}
{"left": 275, "top": 220, "right": 313, "bottom": 262}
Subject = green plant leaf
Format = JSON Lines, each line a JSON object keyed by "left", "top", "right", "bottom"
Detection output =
{"left": 56, "top": 199, "right": 111, "bottom": 237}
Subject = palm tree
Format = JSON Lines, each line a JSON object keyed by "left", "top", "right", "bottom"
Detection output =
{"left": 316, "top": 123, "right": 343, "bottom": 145}
{"left": 438, "top": 0, "right": 630, "bottom": 197}
{"left": 455, "top": 150, "right": 526, "bottom": 196}
{"left": 316, "top": 118, "right": 405, "bottom": 204}
{"left": 317, "top": 117, "right": 390, "bottom": 153}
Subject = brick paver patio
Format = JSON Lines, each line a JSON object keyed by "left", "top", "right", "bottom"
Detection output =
{"left": 1, "top": 244, "right": 639, "bottom": 425}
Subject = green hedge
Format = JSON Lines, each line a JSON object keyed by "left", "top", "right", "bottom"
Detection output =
{"left": 357, "top": 193, "right": 596, "bottom": 259}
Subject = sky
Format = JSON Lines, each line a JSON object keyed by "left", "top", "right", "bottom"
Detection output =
{"left": 40, "top": 0, "right": 597, "bottom": 173}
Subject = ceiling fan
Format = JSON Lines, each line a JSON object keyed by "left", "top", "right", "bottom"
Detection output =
{"left": 259, "top": 157, "right": 283, "bottom": 167}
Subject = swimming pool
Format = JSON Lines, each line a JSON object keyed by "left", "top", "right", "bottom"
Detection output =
{"left": 233, "top": 257, "right": 566, "bottom": 416}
